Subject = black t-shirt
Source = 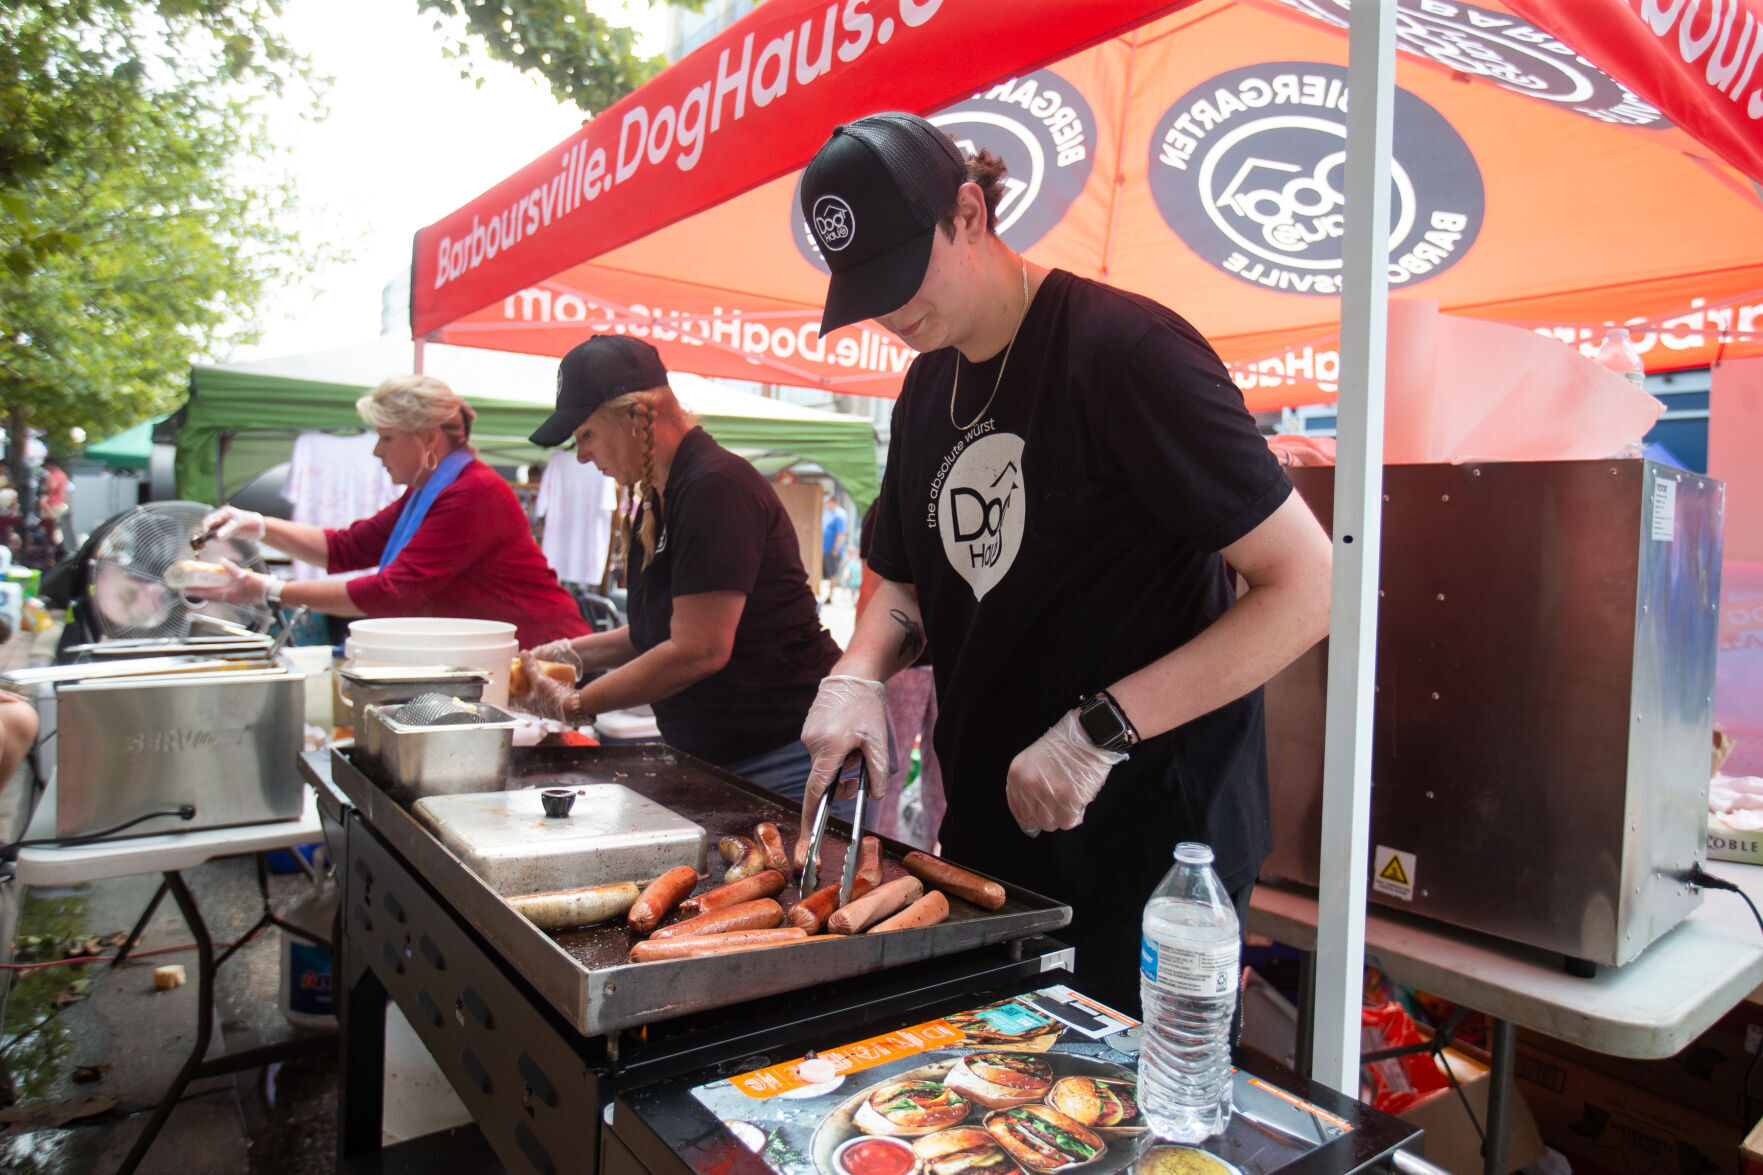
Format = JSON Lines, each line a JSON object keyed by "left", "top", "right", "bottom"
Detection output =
{"left": 628, "top": 428, "right": 841, "bottom": 765}
{"left": 867, "top": 270, "right": 1291, "bottom": 909}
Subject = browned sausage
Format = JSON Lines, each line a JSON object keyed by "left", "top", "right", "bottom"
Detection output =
{"left": 858, "top": 836, "right": 883, "bottom": 886}
{"left": 628, "top": 927, "right": 807, "bottom": 962}
{"left": 792, "top": 834, "right": 820, "bottom": 878}
{"left": 786, "top": 876, "right": 875, "bottom": 933}
{"left": 677, "top": 869, "right": 786, "bottom": 918}
{"left": 755, "top": 823, "right": 789, "bottom": 872}
{"left": 650, "top": 897, "right": 784, "bottom": 940}
{"left": 628, "top": 866, "right": 699, "bottom": 935}
{"left": 719, "top": 835, "right": 768, "bottom": 882}
{"left": 827, "top": 877, "right": 923, "bottom": 935}
{"left": 868, "top": 891, "right": 950, "bottom": 933}
{"left": 901, "top": 851, "right": 1007, "bottom": 911}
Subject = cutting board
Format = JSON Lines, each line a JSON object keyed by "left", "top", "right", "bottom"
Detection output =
{"left": 413, "top": 785, "right": 707, "bottom": 897}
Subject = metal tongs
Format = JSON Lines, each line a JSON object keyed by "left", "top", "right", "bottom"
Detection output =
{"left": 188, "top": 521, "right": 223, "bottom": 552}
{"left": 800, "top": 758, "right": 872, "bottom": 906}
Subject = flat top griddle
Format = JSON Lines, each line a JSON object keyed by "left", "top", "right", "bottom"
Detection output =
{"left": 308, "top": 744, "right": 1071, "bottom": 1037}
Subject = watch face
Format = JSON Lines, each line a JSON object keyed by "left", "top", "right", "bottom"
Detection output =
{"left": 1079, "top": 698, "right": 1126, "bottom": 748}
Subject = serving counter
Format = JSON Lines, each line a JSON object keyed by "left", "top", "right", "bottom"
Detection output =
{"left": 300, "top": 747, "right": 1421, "bottom": 1175}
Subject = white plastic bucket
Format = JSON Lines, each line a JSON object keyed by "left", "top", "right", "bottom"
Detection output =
{"left": 343, "top": 617, "right": 517, "bottom": 707}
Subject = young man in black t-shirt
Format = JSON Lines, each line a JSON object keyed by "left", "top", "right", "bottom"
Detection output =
{"left": 793, "top": 113, "right": 1335, "bottom": 1014}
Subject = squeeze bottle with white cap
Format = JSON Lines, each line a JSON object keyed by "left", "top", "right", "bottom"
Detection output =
{"left": 1595, "top": 327, "right": 1647, "bottom": 391}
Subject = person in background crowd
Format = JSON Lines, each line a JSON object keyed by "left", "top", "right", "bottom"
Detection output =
{"left": 191, "top": 375, "right": 589, "bottom": 649}
{"left": 792, "top": 113, "right": 1334, "bottom": 1013}
{"left": 856, "top": 500, "right": 944, "bottom": 850}
{"left": 821, "top": 497, "right": 848, "bottom": 604}
{"left": 36, "top": 459, "right": 68, "bottom": 551}
{"left": 517, "top": 336, "right": 843, "bottom": 803}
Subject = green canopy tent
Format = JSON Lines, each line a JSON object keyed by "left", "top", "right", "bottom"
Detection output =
{"left": 83, "top": 415, "right": 167, "bottom": 470}
{"left": 171, "top": 340, "right": 880, "bottom": 509}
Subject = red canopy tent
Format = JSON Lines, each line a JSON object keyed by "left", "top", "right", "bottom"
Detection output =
{"left": 411, "top": 0, "right": 1763, "bottom": 410}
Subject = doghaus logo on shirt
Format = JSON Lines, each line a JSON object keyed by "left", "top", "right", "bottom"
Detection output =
{"left": 934, "top": 430, "right": 1026, "bottom": 601}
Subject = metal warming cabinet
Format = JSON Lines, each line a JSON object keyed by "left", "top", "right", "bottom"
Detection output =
{"left": 1263, "top": 459, "right": 1722, "bottom": 969}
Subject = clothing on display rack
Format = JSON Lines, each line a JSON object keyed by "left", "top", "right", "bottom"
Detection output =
{"left": 536, "top": 454, "right": 616, "bottom": 586}
{"left": 281, "top": 433, "right": 399, "bottom": 580}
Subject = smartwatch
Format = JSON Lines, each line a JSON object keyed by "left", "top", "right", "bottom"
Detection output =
{"left": 264, "top": 577, "right": 285, "bottom": 606}
{"left": 1076, "top": 690, "right": 1138, "bottom": 753}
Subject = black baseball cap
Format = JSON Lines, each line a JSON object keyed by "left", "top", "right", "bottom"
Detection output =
{"left": 801, "top": 112, "right": 967, "bottom": 336}
{"left": 530, "top": 335, "right": 670, "bottom": 447}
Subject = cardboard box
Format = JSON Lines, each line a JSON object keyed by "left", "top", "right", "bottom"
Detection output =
{"left": 1402, "top": 1043, "right": 1546, "bottom": 1175}
{"left": 1741, "top": 1117, "right": 1763, "bottom": 1175}
{"left": 1515, "top": 1036, "right": 1742, "bottom": 1175}
{"left": 1518, "top": 1001, "right": 1763, "bottom": 1128}
{"left": 1707, "top": 814, "right": 1763, "bottom": 867}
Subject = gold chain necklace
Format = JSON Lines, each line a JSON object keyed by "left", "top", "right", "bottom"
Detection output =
{"left": 949, "top": 261, "right": 1030, "bottom": 431}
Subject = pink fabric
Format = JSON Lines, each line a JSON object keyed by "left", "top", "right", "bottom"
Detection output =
{"left": 874, "top": 665, "right": 944, "bottom": 851}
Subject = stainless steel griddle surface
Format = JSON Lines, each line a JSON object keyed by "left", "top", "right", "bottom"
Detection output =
{"left": 313, "top": 743, "right": 1071, "bottom": 1036}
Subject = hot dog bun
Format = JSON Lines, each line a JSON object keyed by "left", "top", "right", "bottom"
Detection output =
{"left": 853, "top": 1080, "right": 971, "bottom": 1137}
{"left": 164, "top": 560, "right": 232, "bottom": 589}
{"left": 509, "top": 657, "right": 574, "bottom": 694}
{"left": 945, "top": 1053, "right": 1054, "bottom": 1109}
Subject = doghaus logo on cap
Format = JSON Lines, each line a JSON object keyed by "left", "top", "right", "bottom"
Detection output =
{"left": 793, "top": 69, "right": 1095, "bottom": 275}
{"left": 813, "top": 195, "right": 856, "bottom": 252}
{"left": 1149, "top": 61, "right": 1485, "bottom": 296}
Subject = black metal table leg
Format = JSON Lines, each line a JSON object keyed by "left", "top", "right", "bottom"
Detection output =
{"left": 115, "top": 870, "right": 213, "bottom": 1175}
{"left": 336, "top": 935, "right": 388, "bottom": 1165}
{"left": 1483, "top": 1017, "right": 1516, "bottom": 1175}
{"left": 110, "top": 878, "right": 168, "bottom": 969}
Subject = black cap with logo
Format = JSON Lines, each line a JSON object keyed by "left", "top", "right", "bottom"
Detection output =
{"left": 530, "top": 335, "right": 670, "bottom": 448}
{"left": 800, "top": 112, "right": 967, "bottom": 336}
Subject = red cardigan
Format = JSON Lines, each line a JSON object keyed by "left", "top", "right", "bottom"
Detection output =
{"left": 326, "top": 458, "right": 590, "bottom": 648}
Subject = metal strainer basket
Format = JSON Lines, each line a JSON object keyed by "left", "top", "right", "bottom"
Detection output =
{"left": 87, "top": 502, "right": 271, "bottom": 640}
{"left": 395, "top": 692, "right": 487, "bottom": 727}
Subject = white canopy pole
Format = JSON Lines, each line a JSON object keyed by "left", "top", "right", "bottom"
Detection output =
{"left": 1309, "top": 0, "right": 1395, "bottom": 1094}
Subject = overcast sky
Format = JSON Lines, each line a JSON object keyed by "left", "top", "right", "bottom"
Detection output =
{"left": 235, "top": 0, "right": 662, "bottom": 362}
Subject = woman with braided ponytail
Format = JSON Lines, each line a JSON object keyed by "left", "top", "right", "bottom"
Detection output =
{"left": 521, "top": 336, "right": 842, "bottom": 801}
{"left": 191, "top": 374, "right": 589, "bottom": 648}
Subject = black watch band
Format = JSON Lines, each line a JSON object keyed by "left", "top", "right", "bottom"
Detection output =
{"left": 1076, "top": 689, "right": 1138, "bottom": 753}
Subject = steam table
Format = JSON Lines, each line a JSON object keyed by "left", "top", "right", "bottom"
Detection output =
{"left": 1248, "top": 861, "right": 1763, "bottom": 1175}
{"left": 11, "top": 784, "right": 328, "bottom": 1175}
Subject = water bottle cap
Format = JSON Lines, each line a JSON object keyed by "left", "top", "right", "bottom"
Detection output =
{"left": 1605, "top": 327, "right": 1628, "bottom": 341}
{"left": 1174, "top": 842, "right": 1214, "bottom": 865}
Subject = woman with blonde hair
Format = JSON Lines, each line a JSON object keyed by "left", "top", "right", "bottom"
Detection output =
{"left": 519, "top": 336, "right": 841, "bottom": 800}
{"left": 194, "top": 374, "right": 589, "bottom": 647}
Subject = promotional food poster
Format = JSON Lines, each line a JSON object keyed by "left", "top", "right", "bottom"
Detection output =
{"left": 687, "top": 986, "right": 1352, "bottom": 1175}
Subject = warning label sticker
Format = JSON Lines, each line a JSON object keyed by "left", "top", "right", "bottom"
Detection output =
{"left": 1372, "top": 846, "right": 1416, "bottom": 902}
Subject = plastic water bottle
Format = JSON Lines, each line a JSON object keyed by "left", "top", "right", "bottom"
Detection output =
{"left": 1138, "top": 842, "right": 1240, "bottom": 1142}
{"left": 1595, "top": 327, "right": 1647, "bottom": 391}
{"left": 279, "top": 864, "right": 339, "bottom": 1031}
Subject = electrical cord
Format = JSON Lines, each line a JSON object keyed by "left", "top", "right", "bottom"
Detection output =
{"left": 1684, "top": 865, "right": 1763, "bottom": 1124}
{"left": 0, "top": 804, "right": 196, "bottom": 866}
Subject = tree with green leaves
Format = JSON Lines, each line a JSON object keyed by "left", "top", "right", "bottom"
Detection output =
{"left": 422, "top": 0, "right": 706, "bottom": 114}
{"left": 0, "top": 0, "right": 314, "bottom": 534}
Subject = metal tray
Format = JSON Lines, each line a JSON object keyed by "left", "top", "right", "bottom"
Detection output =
{"left": 308, "top": 744, "right": 1072, "bottom": 1038}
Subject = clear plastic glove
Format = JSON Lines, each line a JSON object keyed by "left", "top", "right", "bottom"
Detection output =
{"left": 184, "top": 558, "right": 271, "bottom": 607}
{"left": 511, "top": 651, "right": 590, "bottom": 726}
{"left": 1006, "top": 709, "right": 1129, "bottom": 834}
{"left": 527, "top": 637, "right": 584, "bottom": 676}
{"left": 199, "top": 505, "right": 265, "bottom": 543}
{"left": 797, "top": 675, "right": 890, "bottom": 843}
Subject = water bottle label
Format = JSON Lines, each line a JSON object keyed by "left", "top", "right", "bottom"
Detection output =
{"left": 1140, "top": 936, "right": 1238, "bottom": 998}
{"left": 288, "top": 941, "right": 334, "bottom": 1016}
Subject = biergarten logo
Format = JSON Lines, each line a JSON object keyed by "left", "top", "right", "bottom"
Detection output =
{"left": 1148, "top": 62, "right": 1485, "bottom": 296}
{"left": 1276, "top": 0, "right": 1666, "bottom": 128}
{"left": 794, "top": 68, "right": 1095, "bottom": 273}
{"left": 813, "top": 195, "right": 856, "bottom": 252}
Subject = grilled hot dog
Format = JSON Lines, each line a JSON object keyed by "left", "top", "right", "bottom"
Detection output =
{"left": 868, "top": 890, "right": 950, "bottom": 933}
{"left": 902, "top": 851, "right": 1007, "bottom": 911}
{"left": 650, "top": 897, "right": 784, "bottom": 939}
{"left": 786, "top": 876, "right": 875, "bottom": 933}
{"left": 755, "top": 823, "right": 789, "bottom": 872}
{"left": 677, "top": 869, "right": 785, "bottom": 918}
{"left": 628, "top": 927, "right": 808, "bottom": 962}
{"left": 827, "top": 876, "right": 923, "bottom": 935}
{"left": 628, "top": 866, "right": 699, "bottom": 935}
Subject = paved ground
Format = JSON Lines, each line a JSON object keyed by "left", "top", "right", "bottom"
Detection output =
{"left": 0, "top": 619, "right": 343, "bottom": 1174}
